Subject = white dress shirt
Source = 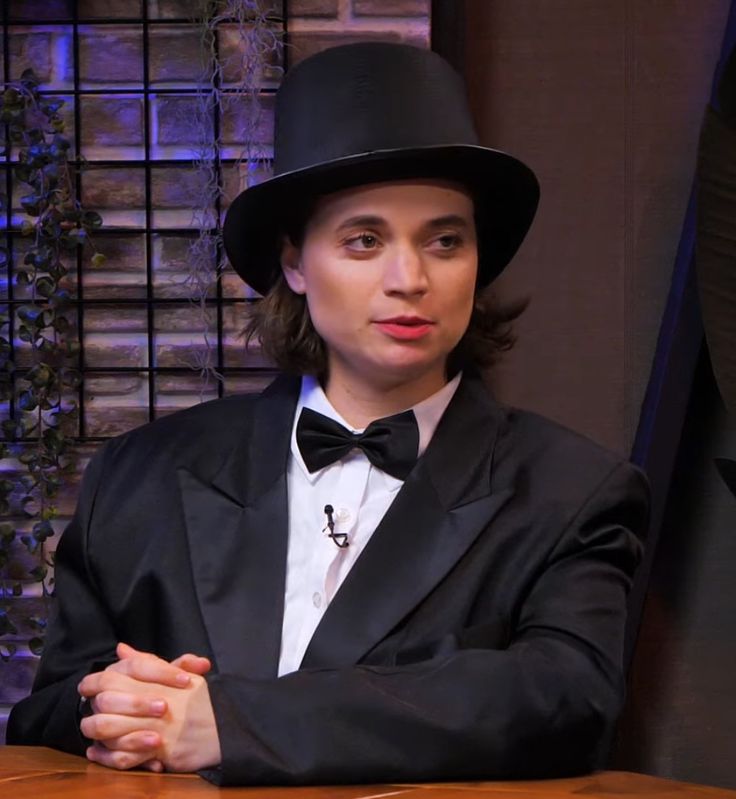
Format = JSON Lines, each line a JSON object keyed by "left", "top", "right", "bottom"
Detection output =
{"left": 278, "top": 373, "right": 462, "bottom": 676}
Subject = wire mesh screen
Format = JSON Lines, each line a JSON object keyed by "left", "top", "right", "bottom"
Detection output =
{"left": 1, "top": 0, "right": 286, "bottom": 443}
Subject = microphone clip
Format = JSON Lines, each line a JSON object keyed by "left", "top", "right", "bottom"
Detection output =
{"left": 323, "top": 504, "right": 349, "bottom": 548}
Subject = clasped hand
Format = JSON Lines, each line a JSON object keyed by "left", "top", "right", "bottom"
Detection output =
{"left": 77, "top": 642, "right": 221, "bottom": 773}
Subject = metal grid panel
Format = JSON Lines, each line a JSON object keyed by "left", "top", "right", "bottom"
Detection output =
{"left": 1, "top": 1, "right": 287, "bottom": 442}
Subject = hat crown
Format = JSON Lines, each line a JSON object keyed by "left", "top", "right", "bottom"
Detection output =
{"left": 274, "top": 43, "right": 480, "bottom": 176}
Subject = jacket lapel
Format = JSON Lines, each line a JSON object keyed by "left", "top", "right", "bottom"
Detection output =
{"left": 301, "top": 372, "right": 513, "bottom": 670}
{"left": 178, "top": 375, "right": 299, "bottom": 680}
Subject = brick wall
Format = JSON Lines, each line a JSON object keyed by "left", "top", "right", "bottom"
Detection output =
{"left": 0, "top": 0, "right": 430, "bottom": 744}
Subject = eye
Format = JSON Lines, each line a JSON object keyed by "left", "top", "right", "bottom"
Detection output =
{"left": 431, "top": 233, "right": 463, "bottom": 251}
{"left": 344, "top": 232, "right": 380, "bottom": 250}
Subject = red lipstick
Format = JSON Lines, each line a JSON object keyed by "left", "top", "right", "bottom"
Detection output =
{"left": 374, "top": 316, "right": 435, "bottom": 341}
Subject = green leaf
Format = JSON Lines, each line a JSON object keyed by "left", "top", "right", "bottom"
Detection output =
{"left": 32, "top": 519, "right": 54, "bottom": 542}
{"left": 28, "top": 637, "right": 44, "bottom": 656}
{"left": 35, "top": 276, "right": 56, "bottom": 298}
{"left": 0, "top": 523, "right": 15, "bottom": 543}
{"left": 82, "top": 211, "right": 103, "bottom": 229}
{"left": 52, "top": 315, "right": 70, "bottom": 334}
{"left": 20, "top": 68, "right": 40, "bottom": 86}
{"left": 1, "top": 419, "right": 18, "bottom": 439}
{"left": 0, "top": 643, "right": 17, "bottom": 662}
{"left": 17, "top": 305, "right": 44, "bottom": 324}
{"left": 20, "top": 195, "right": 44, "bottom": 216}
{"left": 29, "top": 565, "right": 48, "bottom": 581}
{"left": 0, "top": 610, "right": 18, "bottom": 637}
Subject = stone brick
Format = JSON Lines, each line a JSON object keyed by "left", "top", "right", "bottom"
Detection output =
{"left": 149, "top": 26, "right": 204, "bottom": 83}
{"left": 156, "top": 373, "right": 216, "bottom": 394}
{"left": 155, "top": 340, "right": 250, "bottom": 369}
{"left": 82, "top": 167, "right": 146, "bottom": 209}
{"left": 353, "top": 0, "right": 429, "bottom": 16}
{"left": 286, "top": 30, "right": 427, "bottom": 66}
{"left": 80, "top": 96, "right": 145, "bottom": 147}
{"left": 8, "top": 32, "right": 53, "bottom": 83}
{"left": 290, "top": 0, "right": 339, "bottom": 17}
{"left": 78, "top": 27, "right": 144, "bottom": 85}
{"left": 85, "top": 306, "right": 147, "bottom": 333}
{"left": 8, "top": 0, "right": 73, "bottom": 21}
{"left": 85, "top": 374, "right": 144, "bottom": 396}
{"left": 155, "top": 304, "right": 215, "bottom": 334}
{"left": 83, "top": 339, "right": 146, "bottom": 368}
{"left": 83, "top": 236, "right": 146, "bottom": 275}
{"left": 85, "top": 406, "right": 149, "bottom": 437}
{"left": 220, "top": 160, "right": 273, "bottom": 206}
{"left": 219, "top": 23, "right": 283, "bottom": 87}
{"left": 221, "top": 93, "right": 274, "bottom": 146}
{"left": 154, "top": 95, "right": 213, "bottom": 147}
{"left": 151, "top": 166, "right": 205, "bottom": 208}
{"left": 149, "top": 0, "right": 201, "bottom": 18}
{"left": 78, "top": 0, "right": 143, "bottom": 18}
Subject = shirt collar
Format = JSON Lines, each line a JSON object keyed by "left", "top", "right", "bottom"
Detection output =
{"left": 289, "top": 373, "right": 462, "bottom": 482}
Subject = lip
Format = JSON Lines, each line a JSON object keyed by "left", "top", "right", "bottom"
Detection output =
{"left": 373, "top": 316, "right": 435, "bottom": 341}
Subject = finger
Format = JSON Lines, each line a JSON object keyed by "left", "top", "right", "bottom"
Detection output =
{"left": 90, "top": 690, "right": 167, "bottom": 718}
{"left": 86, "top": 742, "right": 153, "bottom": 772}
{"left": 81, "top": 712, "right": 159, "bottom": 742}
{"left": 171, "top": 653, "right": 212, "bottom": 675}
{"left": 99, "top": 730, "right": 161, "bottom": 754}
{"left": 124, "top": 655, "right": 192, "bottom": 687}
{"left": 79, "top": 670, "right": 141, "bottom": 698}
{"left": 141, "top": 759, "right": 165, "bottom": 773}
{"left": 116, "top": 642, "right": 139, "bottom": 660}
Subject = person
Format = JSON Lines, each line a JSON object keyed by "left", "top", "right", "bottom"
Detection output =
{"left": 7, "top": 42, "right": 650, "bottom": 786}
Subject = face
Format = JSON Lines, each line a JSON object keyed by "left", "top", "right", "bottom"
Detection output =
{"left": 281, "top": 179, "right": 478, "bottom": 396}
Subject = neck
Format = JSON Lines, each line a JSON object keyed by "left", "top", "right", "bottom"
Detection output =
{"left": 323, "top": 363, "right": 448, "bottom": 429}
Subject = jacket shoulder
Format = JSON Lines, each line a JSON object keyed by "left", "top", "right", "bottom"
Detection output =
{"left": 495, "top": 403, "right": 649, "bottom": 513}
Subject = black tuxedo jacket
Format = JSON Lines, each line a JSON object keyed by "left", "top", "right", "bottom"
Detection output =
{"left": 7, "top": 372, "right": 649, "bottom": 786}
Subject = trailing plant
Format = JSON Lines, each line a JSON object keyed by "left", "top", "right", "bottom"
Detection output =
{"left": 184, "top": 0, "right": 282, "bottom": 395}
{"left": 0, "top": 69, "right": 104, "bottom": 660}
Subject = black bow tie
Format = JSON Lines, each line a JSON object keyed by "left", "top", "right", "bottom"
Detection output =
{"left": 296, "top": 407, "right": 420, "bottom": 481}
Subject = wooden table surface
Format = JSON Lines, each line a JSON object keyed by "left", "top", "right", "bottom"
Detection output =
{"left": 1, "top": 746, "right": 734, "bottom": 798}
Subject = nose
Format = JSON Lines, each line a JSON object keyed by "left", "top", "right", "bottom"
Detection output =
{"left": 382, "top": 242, "right": 429, "bottom": 297}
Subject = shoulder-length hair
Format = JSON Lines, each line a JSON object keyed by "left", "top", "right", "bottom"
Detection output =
{"left": 244, "top": 273, "right": 528, "bottom": 379}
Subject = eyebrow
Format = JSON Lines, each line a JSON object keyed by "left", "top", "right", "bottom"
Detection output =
{"left": 335, "top": 213, "right": 471, "bottom": 232}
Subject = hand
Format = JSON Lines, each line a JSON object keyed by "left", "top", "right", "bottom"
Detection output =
{"left": 79, "top": 644, "right": 219, "bottom": 773}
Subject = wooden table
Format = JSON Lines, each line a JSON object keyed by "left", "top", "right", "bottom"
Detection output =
{"left": 1, "top": 746, "right": 734, "bottom": 798}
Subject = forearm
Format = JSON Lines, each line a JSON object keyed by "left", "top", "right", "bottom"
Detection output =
{"left": 204, "top": 639, "right": 621, "bottom": 786}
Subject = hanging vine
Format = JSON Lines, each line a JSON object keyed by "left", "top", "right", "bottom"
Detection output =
{"left": 0, "top": 69, "right": 104, "bottom": 659}
{"left": 183, "top": 0, "right": 282, "bottom": 395}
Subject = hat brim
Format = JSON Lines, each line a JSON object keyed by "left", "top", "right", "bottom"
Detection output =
{"left": 223, "top": 144, "right": 539, "bottom": 296}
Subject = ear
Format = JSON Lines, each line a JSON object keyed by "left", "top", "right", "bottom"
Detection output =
{"left": 280, "top": 237, "right": 306, "bottom": 294}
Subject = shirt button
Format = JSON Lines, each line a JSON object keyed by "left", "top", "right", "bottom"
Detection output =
{"left": 336, "top": 508, "right": 350, "bottom": 522}
{"left": 312, "top": 592, "right": 322, "bottom": 609}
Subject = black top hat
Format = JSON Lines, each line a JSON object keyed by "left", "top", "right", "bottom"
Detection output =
{"left": 223, "top": 42, "right": 540, "bottom": 295}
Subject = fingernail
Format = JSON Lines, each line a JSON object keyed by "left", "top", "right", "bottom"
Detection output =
{"left": 151, "top": 700, "right": 166, "bottom": 714}
{"left": 143, "top": 733, "right": 159, "bottom": 746}
{"left": 175, "top": 673, "right": 191, "bottom": 686}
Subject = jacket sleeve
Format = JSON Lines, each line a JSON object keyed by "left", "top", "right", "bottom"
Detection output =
{"left": 6, "top": 444, "right": 118, "bottom": 753}
{"left": 202, "top": 460, "right": 650, "bottom": 786}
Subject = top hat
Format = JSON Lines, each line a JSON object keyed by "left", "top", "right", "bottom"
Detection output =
{"left": 223, "top": 42, "right": 540, "bottom": 295}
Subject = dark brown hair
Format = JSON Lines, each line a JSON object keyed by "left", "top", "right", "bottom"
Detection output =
{"left": 244, "top": 273, "right": 528, "bottom": 379}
